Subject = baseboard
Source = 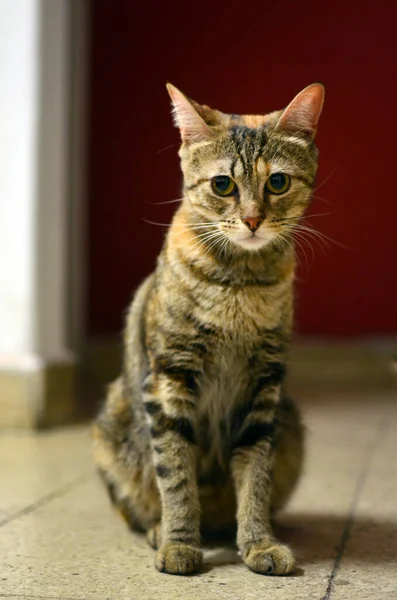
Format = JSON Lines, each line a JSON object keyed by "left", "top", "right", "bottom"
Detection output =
{"left": 82, "top": 336, "right": 397, "bottom": 405}
{"left": 4, "top": 339, "right": 393, "bottom": 429}
{"left": 288, "top": 338, "right": 397, "bottom": 395}
{"left": 0, "top": 354, "right": 77, "bottom": 429}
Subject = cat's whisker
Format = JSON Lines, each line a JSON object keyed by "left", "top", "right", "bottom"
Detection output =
{"left": 146, "top": 197, "right": 185, "bottom": 206}
{"left": 297, "top": 228, "right": 331, "bottom": 252}
{"left": 278, "top": 224, "right": 315, "bottom": 271}
{"left": 156, "top": 143, "right": 177, "bottom": 154}
{"left": 188, "top": 229, "right": 229, "bottom": 255}
{"left": 312, "top": 165, "right": 337, "bottom": 193}
{"left": 304, "top": 212, "right": 337, "bottom": 221}
{"left": 189, "top": 232, "right": 223, "bottom": 254}
{"left": 291, "top": 230, "right": 317, "bottom": 263}
{"left": 219, "top": 235, "right": 231, "bottom": 259}
{"left": 143, "top": 219, "right": 220, "bottom": 230}
{"left": 276, "top": 232, "right": 305, "bottom": 272}
{"left": 294, "top": 224, "right": 338, "bottom": 250}
{"left": 285, "top": 229, "right": 312, "bottom": 272}
{"left": 192, "top": 236, "right": 223, "bottom": 253}
{"left": 271, "top": 216, "right": 302, "bottom": 224}
{"left": 288, "top": 225, "right": 330, "bottom": 258}
{"left": 204, "top": 232, "right": 228, "bottom": 258}
{"left": 282, "top": 222, "right": 321, "bottom": 253}
{"left": 310, "top": 194, "right": 334, "bottom": 206}
{"left": 292, "top": 237, "right": 311, "bottom": 273}
{"left": 143, "top": 218, "right": 178, "bottom": 227}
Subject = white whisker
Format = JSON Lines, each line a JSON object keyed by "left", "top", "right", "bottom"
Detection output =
{"left": 295, "top": 224, "right": 350, "bottom": 250}
{"left": 146, "top": 197, "right": 184, "bottom": 206}
{"left": 312, "top": 165, "right": 337, "bottom": 193}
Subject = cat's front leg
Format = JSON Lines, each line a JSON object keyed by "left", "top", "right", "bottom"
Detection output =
{"left": 231, "top": 380, "right": 295, "bottom": 575}
{"left": 143, "top": 369, "right": 202, "bottom": 575}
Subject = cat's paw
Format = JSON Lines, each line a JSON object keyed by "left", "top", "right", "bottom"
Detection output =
{"left": 155, "top": 542, "right": 203, "bottom": 575}
{"left": 243, "top": 541, "right": 295, "bottom": 575}
{"left": 147, "top": 523, "right": 162, "bottom": 549}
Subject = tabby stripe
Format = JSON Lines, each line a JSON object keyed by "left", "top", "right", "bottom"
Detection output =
{"left": 171, "top": 342, "right": 207, "bottom": 357}
{"left": 165, "top": 478, "right": 188, "bottom": 493}
{"left": 255, "top": 128, "right": 268, "bottom": 158}
{"left": 232, "top": 421, "right": 276, "bottom": 449}
{"left": 155, "top": 364, "right": 200, "bottom": 394}
{"left": 282, "top": 135, "right": 309, "bottom": 148}
{"left": 168, "top": 525, "right": 195, "bottom": 535}
{"left": 251, "top": 399, "right": 278, "bottom": 413}
{"left": 143, "top": 400, "right": 162, "bottom": 415}
{"left": 295, "top": 174, "right": 313, "bottom": 187}
{"left": 169, "top": 535, "right": 197, "bottom": 544}
{"left": 185, "top": 178, "right": 208, "bottom": 191}
{"left": 182, "top": 312, "right": 217, "bottom": 336}
{"left": 255, "top": 331, "right": 286, "bottom": 356}
{"left": 154, "top": 356, "right": 200, "bottom": 378}
{"left": 196, "top": 321, "right": 217, "bottom": 335}
{"left": 142, "top": 379, "right": 154, "bottom": 393}
{"left": 251, "top": 363, "right": 286, "bottom": 397}
{"left": 230, "top": 157, "right": 237, "bottom": 178}
{"left": 150, "top": 415, "right": 195, "bottom": 444}
{"left": 181, "top": 256, "right": 277, "bottom": 288}
{"left": 171, "top": 395, "right": 196, "bottom": 409}
{"left": 231, "top": 397, "right": 274, "bottom": 434}
{"left": 155, "top": 464, "right": 172, "bottom": 478}
{"left": 168, "top": 525, "right": 197, "bottom": 544}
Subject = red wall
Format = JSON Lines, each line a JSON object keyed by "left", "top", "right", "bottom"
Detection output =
{"left": 87, "top": 0, "right": 397, "bottom": 337}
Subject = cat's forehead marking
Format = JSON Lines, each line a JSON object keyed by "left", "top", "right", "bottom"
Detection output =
{"left": 228, "top": 125, "right": 268, "bottom": 178}
{"left": 207, "top": 158, "right": 235, "bottom": 178}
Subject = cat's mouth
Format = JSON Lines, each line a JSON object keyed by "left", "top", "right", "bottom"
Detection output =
{"left": 233, "top": 232, "right": 269, "bottom": 250}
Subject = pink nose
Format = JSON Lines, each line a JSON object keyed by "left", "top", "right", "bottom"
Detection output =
{"left": 241, "top": 216, "right": 263, "bottom": 232}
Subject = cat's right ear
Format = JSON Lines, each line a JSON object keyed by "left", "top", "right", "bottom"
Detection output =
{"left": 275, "top": 83, "right": 325, "bottom": 139}
{"left": 166, "top": 83, "right": 213, "bottom": 144}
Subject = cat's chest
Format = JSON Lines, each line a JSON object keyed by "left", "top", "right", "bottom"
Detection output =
{"left": 195, "top": 346, "right": 251, "bottom": 468}
{"left": 197, "top": 344, "right": 251, "bottom": 435}
{"left": 196, "top": 283, "right": 287, "bottom": 336}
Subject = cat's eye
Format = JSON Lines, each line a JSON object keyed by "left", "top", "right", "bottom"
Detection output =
{"left": 265, "top": 173, "right": 291, "bottom": 195}
{"left": 211, "top": 176, "right": 237, "bottom": 197}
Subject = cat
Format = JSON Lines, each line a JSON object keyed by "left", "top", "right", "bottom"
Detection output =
{"left": 92, "top": 82, "right": 324, "bottom": 576}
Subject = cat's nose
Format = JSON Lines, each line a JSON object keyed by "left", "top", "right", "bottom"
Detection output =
{"left": 241, "top": 216, "right": 263, "bottom": 232}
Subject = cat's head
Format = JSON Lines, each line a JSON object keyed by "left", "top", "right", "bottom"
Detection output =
{"left": 167, "top": 83, "right": 324, "bottom": 252}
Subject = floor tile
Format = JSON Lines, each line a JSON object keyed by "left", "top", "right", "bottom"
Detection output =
{"left": 1, "top": 393, "right": 396, "bottom": 599}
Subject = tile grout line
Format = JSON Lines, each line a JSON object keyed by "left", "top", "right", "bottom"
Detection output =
{"left": 0, "top": 595, "right": 90, "bottom": 600}
{"left": 319, "top": 414, "right": 392, "bottom": 600}
{"left": 0, "top": 472, "right": 93, "bottom": 529}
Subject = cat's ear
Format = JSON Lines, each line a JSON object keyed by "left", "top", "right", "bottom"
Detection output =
{"left": 275, "top": 83, "right": 325, "bottom": 139}
{"left": 166, "top": 83, "right": 213, "bottom": 144}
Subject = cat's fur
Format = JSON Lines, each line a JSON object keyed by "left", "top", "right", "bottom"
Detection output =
{"left": 92, "top": 83, "right": 324, "bottom": 575}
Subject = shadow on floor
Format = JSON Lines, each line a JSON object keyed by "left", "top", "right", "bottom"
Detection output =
{"left": 276, "top": 512, "right": 397, "bottom": 564}
{"left": 197, "top": 513, "right": 397, "bottom": 571}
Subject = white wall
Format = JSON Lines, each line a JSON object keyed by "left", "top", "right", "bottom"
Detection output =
{"left": 0, "top": 0, "right": 39, "bottom": 355}
{"left": 0, "top": 0, "right": 77, "bottom": 362}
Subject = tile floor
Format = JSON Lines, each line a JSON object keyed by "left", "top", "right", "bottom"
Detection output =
{"left": 1, "top": 391, "right": 396, "bottom": 600}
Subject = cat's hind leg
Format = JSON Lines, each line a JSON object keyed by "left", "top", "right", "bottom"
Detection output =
{"left": 92, "top": 377, "right": 161, "bottom": 533}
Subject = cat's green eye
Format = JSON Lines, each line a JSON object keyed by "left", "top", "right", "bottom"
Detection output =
{"left": 211, "top": 176, "right": 237, "bottom": 197}
{"left": 265, "top": 173, "right": 291, "bottom": 195}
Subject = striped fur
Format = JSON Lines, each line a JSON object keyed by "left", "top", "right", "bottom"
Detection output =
{"left": 92, "top": 83, "right": 324, "bottom": 575}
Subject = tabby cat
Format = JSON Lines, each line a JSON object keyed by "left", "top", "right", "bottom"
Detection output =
{"left": 92, "top": 82, "right": 325, "bottom": 575}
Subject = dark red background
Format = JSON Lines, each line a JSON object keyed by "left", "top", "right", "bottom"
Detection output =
{"left": 87, "top": 0, "right": 397, "bottom": 337}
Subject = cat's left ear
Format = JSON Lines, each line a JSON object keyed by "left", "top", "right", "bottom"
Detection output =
{"left": 166, "top": 83, "right": 213, "bottom": 144}
{"left": 275, "top": 83, "right": 325, "bottom": 139}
